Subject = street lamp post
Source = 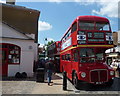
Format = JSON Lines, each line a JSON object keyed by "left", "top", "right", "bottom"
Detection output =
{"left": 44, "top": 38, "right": 48, "bottom": 58}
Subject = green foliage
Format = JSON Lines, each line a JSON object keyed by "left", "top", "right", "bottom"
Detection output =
{"left": 45, "top": 40, "right": 54, "bottom": 47}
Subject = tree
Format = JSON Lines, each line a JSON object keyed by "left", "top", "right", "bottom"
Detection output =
{"left": 47, "top": 40, "right": 54, "bottom": 46}
{"left": 44, "top": 40, "right": 54, "bottom": 57}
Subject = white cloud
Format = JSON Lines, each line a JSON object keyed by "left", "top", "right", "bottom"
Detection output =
{"left": 92, "top": 1, "right": 118, "bottom": 18}
{"left": 0, "top": 0, "right": 6, "bottom": 3}
{"left": 47, "top": 37, "right": 54, "bottom": 41}
{"left": 38, "top": 21, "right": 52, "bottom": 31}
{"left": 74, "top": 0, "right": 119, "bottom": 18}
{"left": 74, "top": 0, "right": 118, "bottom": 3}
{"left": 39, "top": 43, "right": 44, "bottom": 48}
{"left": 48, "top": 0, "right": 62, "bottom": 3}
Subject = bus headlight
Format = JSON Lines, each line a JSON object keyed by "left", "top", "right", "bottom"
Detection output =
{"left": 110, "top": 71, "right": 114, "bottom": 76}
{"left": 106, "top": 32, "right": 113, "bottom": 41}
{"left": 81, "top": 72, "right": 86, "bottom": 78}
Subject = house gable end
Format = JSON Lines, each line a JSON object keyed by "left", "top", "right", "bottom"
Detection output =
{"left": 2, "top": 23, "right": 32, "bottom": 40}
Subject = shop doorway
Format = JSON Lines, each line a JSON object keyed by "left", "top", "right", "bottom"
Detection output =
{"left": 1, "top": 49, "right": 8, "bottom": 76}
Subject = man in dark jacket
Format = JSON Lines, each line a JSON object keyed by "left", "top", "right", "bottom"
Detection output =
{"left": 45, "top": 60, "right": 54, "bottom": 85}
{"left": 116, "top": 62, "right": 120, "bottom": 77}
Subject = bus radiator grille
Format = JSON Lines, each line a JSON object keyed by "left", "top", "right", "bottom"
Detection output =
{"left": 90, "top": 70, "right": 107, "bottom": 83}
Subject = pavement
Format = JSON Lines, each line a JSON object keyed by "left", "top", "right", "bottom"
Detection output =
{"left": 31, "top": 73, "right": 68, "bottom": 94}
{"left": 2, "top": 73, "right": 71, "bottom": 94}
{"left": 2, "top": 73, "right": 120, "bottom": 95}
{"left": 31, "top": 73, "right": 78, "bottom": 94}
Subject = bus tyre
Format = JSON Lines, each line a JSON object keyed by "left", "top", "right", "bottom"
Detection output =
{"left": 15, "top": 72, "right": 22, "bottom": 78}
{"left": 105, "top": 79, "right": 114, "bottom": 87}
{"left": 72, "top": 73, "right": 79, "bottom": 89}
{"left": 21, "top": 72, "right": 27, "bottom": 78}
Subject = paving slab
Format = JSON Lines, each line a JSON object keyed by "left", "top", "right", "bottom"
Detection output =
{"left": 31, "top": 74, "right": 68, "bottom": 94}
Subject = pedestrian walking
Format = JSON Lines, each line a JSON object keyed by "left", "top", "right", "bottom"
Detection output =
{"left": 38, "top": 59, "right": 45, "bottom": 68}
{"left": 116, "top": 62, "right": 120, "bottom": 77}
{"left": 44, "top": 58, "right": 49, "bottom": 80}
{"left": 45, "top": 59, "right": 55, "bottom": 86}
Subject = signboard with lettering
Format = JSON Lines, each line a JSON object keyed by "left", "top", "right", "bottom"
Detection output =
{"left": 61, "top": 38, "right": 71, "bottom": 50}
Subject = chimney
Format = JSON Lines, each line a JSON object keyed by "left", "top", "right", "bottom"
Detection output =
{"left": 6, "top": 0, "right": 15, "bottom": 5}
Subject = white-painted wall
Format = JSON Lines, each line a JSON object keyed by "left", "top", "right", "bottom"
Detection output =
{"left": 118, "top": 30, "right": 120, "bottom": 52}
{"left": 2, "top": 23, "right": 29, "bottom": 39}
{"left": 26, "top": 34, "right": 35, "bottom": 39}
{"left": 20, "top": 50, "right": 34, "bottom": 77}
{"left": 118, "top": 30, "right": 120, "bottom": 44}
{"left": 8, "top": 65, "right": 20, "bottom": 76}
{"left": 34, "top": 43, "right": 38, "bottom": 61}
{"left": 2, "top": 23, "right": 38, "bottom": 77}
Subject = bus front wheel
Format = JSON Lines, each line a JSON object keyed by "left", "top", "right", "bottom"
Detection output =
{"left": 72, "top": 72, "right": 79, "bottom": 88}
{"left": 105, "top": 79, "right": 114, "bottom": 87}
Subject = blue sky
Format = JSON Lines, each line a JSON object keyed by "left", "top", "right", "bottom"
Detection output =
{"left": 1, "top": 0, "right": 118, "bottom": 46}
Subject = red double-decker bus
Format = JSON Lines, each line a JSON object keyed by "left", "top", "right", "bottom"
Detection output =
{"left": 60, "top": 15, "right": 115, "bottom": 87}
{"left": 47, "top": 41, "right": 61, "bottom": 72}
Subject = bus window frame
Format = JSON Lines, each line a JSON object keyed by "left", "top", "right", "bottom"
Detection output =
{"left": 95, "top": 22, "right": 111, "bottom": 31}
{"left": 78, "top": 20, "right": 111, "bottom": 31}
{"left": 71, "top": 22, "right": 77, "bottom": 33}
{"left": 72, "top": 49, "right": 79, "bottom": 62}
{"left": 79, "top": 48, "right": 96, "bottom": 63}
{"left": 78, "top": 21, "right": 95, "bottom": 31}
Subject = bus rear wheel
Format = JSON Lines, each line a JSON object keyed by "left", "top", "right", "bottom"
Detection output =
{"left": 72, "top": 73, "right": 79, "bottom": 88}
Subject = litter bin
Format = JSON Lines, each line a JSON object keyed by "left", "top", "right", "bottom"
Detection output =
{"left": 36, "top": 68, "right": 45, "bottom": 82}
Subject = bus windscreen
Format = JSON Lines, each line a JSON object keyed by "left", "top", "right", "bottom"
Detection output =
{"left": 96, "top": 22, "right": 110, "bottom": 31}
{"left": 79, "top": 22, "right": 94, "bottom": 30}
{"left": 79, "top": 48, "right": 105, "bottom": 63}
{"left": 79, "top": 21, "right": 110, "bottom": 31}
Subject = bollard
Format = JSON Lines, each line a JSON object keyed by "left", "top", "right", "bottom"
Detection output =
{"left": 63, "top": 71, "right": 67, "bottom": 90}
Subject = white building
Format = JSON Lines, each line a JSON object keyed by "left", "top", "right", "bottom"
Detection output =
{"left": 1, "top": 3, "right": 40, "bottom": 77}
{"left": 106, "top": 31, "right": 120, "bottom": 65}
{"left": 118, "top": 30, "right": 120, "bottom": 51}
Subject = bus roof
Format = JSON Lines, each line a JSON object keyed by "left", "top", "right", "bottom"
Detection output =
{"left": 61, "top": 15, "right": 109, "bottom": 40}
{"left": 76, "top": 15, "right": 109, "bottom": 22}
{"left": 47, "top": 41, "right": 61, "bottom": 48}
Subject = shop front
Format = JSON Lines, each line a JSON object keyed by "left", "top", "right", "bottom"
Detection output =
{"left": 1, "top": 43, "right": 21, "bottom": 76}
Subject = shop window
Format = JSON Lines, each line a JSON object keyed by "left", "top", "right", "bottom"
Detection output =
{"left": 8, "top": 45, "right": 20, "bottom": 64}
{"left": 1, "top": 43, "right": 21, "bottom": 64}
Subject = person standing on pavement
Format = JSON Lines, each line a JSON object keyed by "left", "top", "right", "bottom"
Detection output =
{"left": 45, "top": 59, "right": 55, "bottom": 86}
{"left": 116, "top": 62, "right": 120, "bottom": 77}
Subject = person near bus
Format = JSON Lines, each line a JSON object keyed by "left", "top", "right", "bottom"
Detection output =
{"left": 116, "top": 62, "right": 120, "bottom": 77}
{"left": 45, "top": 59, "right": 55, "bottom": 85}
{"left": 38, "top": 59, "right": 46, "bottom": 68}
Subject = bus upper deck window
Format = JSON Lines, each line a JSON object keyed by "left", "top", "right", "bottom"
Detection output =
{"left": 79, "top": 22, "right": 94, "bottom": 30}
{"left": 96, "top": 22, "right": 110, "bottom": 31}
